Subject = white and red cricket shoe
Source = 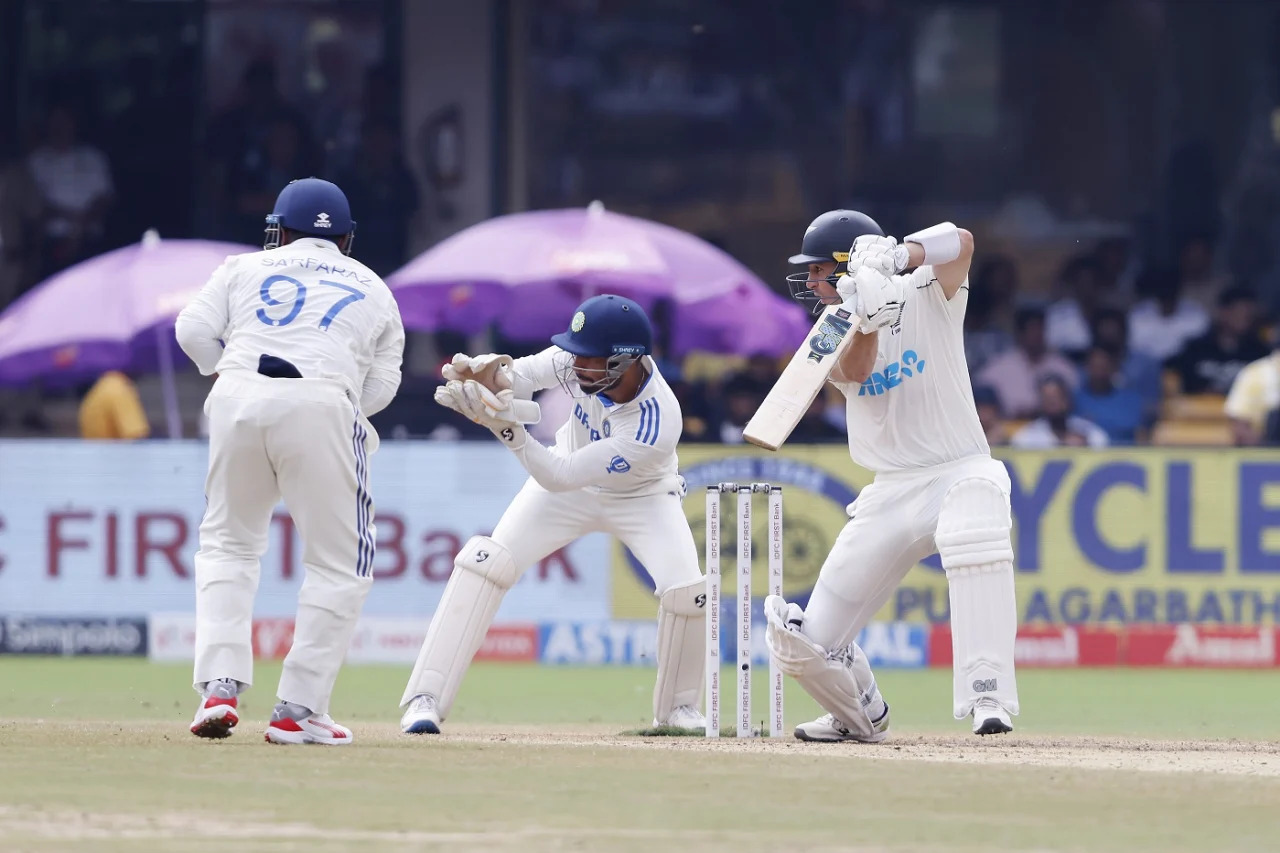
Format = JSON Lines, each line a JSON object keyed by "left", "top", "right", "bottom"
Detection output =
{"left": 190, "top": 679, "right": 240, "bottom": 739}
{"left": 264, "top": 703, "right": 353, "bottom": 746}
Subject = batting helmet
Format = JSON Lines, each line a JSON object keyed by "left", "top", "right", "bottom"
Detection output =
{"left": 786, "top": 210, "right": 884, "bottom": 310}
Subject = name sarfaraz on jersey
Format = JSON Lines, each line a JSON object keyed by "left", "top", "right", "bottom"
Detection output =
{"left": 806, "top": 309, "right": 853, "bottom": 363}
{"left": 259, "top": 255, "right": 372, "bottom": 285}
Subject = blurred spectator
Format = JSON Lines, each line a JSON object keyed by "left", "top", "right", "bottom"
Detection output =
{"left": 1090, "top": 308, "right": 1162, "bottom": 413}
{"left": 972, "top": 385, "right": 1008, "bottom": 447}
{"left": 334, "top": 120, "right": 419, "bottom": 276}
{"left": 206, "top": 60, "right": 316, "bottom": 241}
{"left": 227, "top": 118, "right": 311, "bottom": 246}
{"left": 717, "top": 374, "right": 765, "bottom": 444}
{"left": 1073, "top": 345, "right": 1147, "bottom": 444}
{"left": 1168, "top": 287, "right": 1269, "bottom": 395}
{"left": 0, "top": 134, "right": 43, "bottom": 308}
{"left": 1094, "top": 236, "right": 1135, "bottom": 295}
{"left": 976, "top": 307, "right": 1078, "bottom": 419}
{"left": 1045, "top": 255, "right": 1105, "bottom": 355}
{"left": 1011, "top": 376, "right": 1109, "bottom": 449}
{"left": 26, "top": 104, "right": 114, "bottom": 276}
{"left": 1175, "top": 232, "right": 1229, "bottom": 310}
{"left": 1224, "top": 348, "right": 1280, "bottom": 446}
{"left": 78, "top": 371, "right": 150, "bottom": 440}
{"left": 791, "top": 394, "right": 845, "bottom": 443}
{"left": 964, "top": 258, "right": 1016, "bottom": 372}
{"left": 1128, "top": 265, "right": 1210, "bottom": 361}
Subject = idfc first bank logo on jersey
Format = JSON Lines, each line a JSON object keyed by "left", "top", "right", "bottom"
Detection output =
{"left": 859, "top": 350, "right": 925, "bottom": 397}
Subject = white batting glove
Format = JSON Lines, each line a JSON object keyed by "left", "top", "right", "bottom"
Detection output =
{"left": 836, "top": 266, "right": 904, "bottom": 333}
{"left": 849, "top": 234, "right": 910, "bottom": 278}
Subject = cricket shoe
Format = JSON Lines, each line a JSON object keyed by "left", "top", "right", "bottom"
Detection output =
{"left": 265, "top": 702, "right": 353, "bottom": 746}
{"left": 654, "top": 704, "right": 706, "bottom": 732}
{"left": 972, "top": 697, "right": 1013, "bottom": 735}
{"left": 400, "top": 694, "right": 442, "bottom": 735}
{"left": 794, "top": 705, "right": 890, "bottom": 744}
{"left": 190, "top": 679, "right": 239, "bottom": 739}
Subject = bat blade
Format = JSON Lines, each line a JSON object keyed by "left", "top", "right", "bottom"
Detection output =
{"left": 743, "top": 304, "right": 856, "bottom": 451}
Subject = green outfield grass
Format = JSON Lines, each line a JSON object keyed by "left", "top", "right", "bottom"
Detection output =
{"left": 2, "top": 660, "right": 1279, "bottom": 853}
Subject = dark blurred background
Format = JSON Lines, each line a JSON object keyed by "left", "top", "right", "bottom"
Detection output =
{"left": 4, "top": 0, "right": 1280, "bottom": 447}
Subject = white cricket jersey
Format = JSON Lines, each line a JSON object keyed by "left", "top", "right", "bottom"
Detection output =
{"left": 831, "top": 265, "right": 989, "bottom": 473}
{"left": 175, "top": 238, "right": 404, "bottom": 415}
{"left": 508, "top": 347, "right": 684, "bottom": 497}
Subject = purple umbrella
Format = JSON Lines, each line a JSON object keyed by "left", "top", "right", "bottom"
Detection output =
{"left": 388, "top": 202, "right": 810, "bottom": 357}
{"left": 0, "top": 231, "right": 258, "bottom": 435}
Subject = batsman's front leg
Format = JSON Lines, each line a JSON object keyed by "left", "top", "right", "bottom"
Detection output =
{"left": 935, "top": 470, "right": 1018, "bottom": 735}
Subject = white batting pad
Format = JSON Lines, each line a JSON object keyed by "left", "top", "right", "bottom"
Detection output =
{"left": 400, "top": 536, "right": 523, "bottom": 716}
{"left": 763, "top": 595, "right": 883, "bottom": 738}
{"left": 653, "top": 576, "right": 707, "bottom": 724}
{"left": 936, "top": 478, "right": 1019, "bottom": 719}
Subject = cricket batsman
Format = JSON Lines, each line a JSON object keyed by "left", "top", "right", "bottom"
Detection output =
{"left": 399, "top": 294, "right": 706, "bottom": 734}
{"left": 766, "top": 210, "right": 1018, "bottom": 741}
{"left": 176, "top": 178, "right": 405, "bottom": 745}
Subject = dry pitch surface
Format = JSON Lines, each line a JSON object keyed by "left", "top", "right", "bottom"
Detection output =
{"left": 2, "top": 661, "right": 1278, "bottom": 853}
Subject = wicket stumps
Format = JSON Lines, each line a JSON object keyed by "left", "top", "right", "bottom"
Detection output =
{"left": 704, "top": 482, "right": 783, "bottom": 738}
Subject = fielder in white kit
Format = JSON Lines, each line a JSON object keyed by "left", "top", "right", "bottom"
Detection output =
{"left": 766, "top": 210, "right": 1018, "bottom": 742}
{"left": 176, "top": 178, "right": 404, "bottom": 745}
{"left": 399, "top": 294, "right": 706, "bottom": 734}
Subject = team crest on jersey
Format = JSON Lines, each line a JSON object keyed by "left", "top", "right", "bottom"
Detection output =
{"left": 571, "top": 311, "right": 586, "bottom": 332}
{"left": 602, "top": 420, "right": 612, "bottom": 437}
{"left": 806, "top": 309, "right": 854, "bottom": 363}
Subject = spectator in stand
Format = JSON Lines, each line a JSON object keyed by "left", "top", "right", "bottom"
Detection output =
{"left": 1128, "top": 264, "right": 1210, "bottom": 361}
{"left": 1175, "top": 232, "right": 1230, "bottom": 310}
{"left": 0, "top": 128, "right": 43, "bottom": 308}
{"left": 1073, "top": 345, "right": 1148, "bottom": 444}
{"left": 1011, "top": 376, "right": 1109, "bottom": 449}
{"left": 1224, "top": 347, "right": 1280, "bottom": 446}
{"left": 79, "top": 371, "right": 150, "bottom": 440}
{"left": 206, "top": 60, "right": 315, "bottom": 241}
{"left": 26, "top": 104, "right": 114, "bottom": 276}
{"left": 1045, "top": 255, "right": 1106, "bottom": 356}
{"left": 791, "top": 394, "right": 845, "bottom": 443}
{"left": 1095, "top": 235, "right": 1136, "bottom": 296}
{"left": 716, "top": 373, "right": 766, "bottom": 444}
{"left": 334, "top": 120, "right": 419, "bottom": 276}
{"left": 1090, "top": 308, "right": 1162, "bottom": 414}
{"left": 964, "top": 258, "right": 1015, "bottom": 372}
{"left": 972, "top": 385, "right": 1008, "bottom": 447}
{"left": 1168, "top": 287, "right": 1269, "bottom": 395}
{"left": 977, "top": 307, "right": 1078, "bottom": 419}
{"left": 226, "top": 118, "right": 311, "bottom": 246}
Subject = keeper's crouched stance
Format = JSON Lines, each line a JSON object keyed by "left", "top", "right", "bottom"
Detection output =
{"left": 399, "top": 295, "right": 706, "bottom": 734}
{"left": 766, "top": 210, "right": 1018, "bottom": 743}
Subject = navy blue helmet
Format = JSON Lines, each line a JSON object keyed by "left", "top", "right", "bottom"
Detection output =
{"left": 551, "top": 294, "right": 652, "bottom": 394}
{"left": 786, "top": 209, "right": 884, "bottom": 311}
{"left": 264, "top": 178, "right": 357, "bottom": 255}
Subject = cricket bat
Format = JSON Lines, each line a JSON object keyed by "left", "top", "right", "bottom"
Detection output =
{"left": 743, "top": 304, "right": 856, "bottom": 451}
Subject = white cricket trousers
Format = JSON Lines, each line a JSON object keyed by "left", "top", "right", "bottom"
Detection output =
{"left": 193, "top": 370, "right": 377, "bottom": 715}
{"left": 802, "top": 455, "right": 1012, "bottom": 650}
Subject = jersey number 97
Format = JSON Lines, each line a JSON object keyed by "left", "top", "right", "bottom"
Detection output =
{"left": 256, "top": 274, "right": 366, "bottom": 331}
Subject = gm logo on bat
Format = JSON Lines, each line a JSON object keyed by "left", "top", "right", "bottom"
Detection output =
{"left": 806, "top": 309, "right": 853, "bottom": 363}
